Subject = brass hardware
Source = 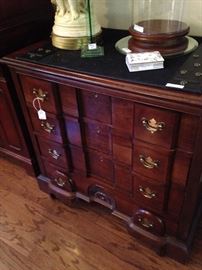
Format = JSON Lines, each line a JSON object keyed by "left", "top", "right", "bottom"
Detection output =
{"left": 138, "top": 217, "right": 153, "bottom": 229}
{"left": 40, "top": 121, "right": 55, "bottom": 133}
{"left": 48, "top": 149, "right": 61, "bottom": 160}
{"left": 33, "top": 88, "right": 48, "bottom": 101}
{"left": 141, "top": 117, "right": 165, "bottom": 134}
{"left": 138, "top": 186, "right": 156, "bottom": 199}
{"left": 54, "top": 177, "right": 66, "bottom": 187}
{"left": 139, "top": 155, "right": 159, "bottom": 169}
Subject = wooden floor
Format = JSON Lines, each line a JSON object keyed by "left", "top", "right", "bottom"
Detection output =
{"left": 0, "top": 157, "right": 202, "bottom": 270}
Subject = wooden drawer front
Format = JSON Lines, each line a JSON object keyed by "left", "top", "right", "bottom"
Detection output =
{"left": 59, "top": 84, "right": 78, "bottom": 117}
{"left": 88, "top": 150, "right": 114, "bottom": 183}
{"left": 133, "top": 209, "right": 165, "bottom": 236}
{"left": 20, "top": 75, "right": 57, "bottom": 113}
{"left": 80, "top": 91, "right": 111, "bottom": 123}
{"left": 133, "top": 142, "right": 172, "bottom": 183}
{"left": 70, "top": 145, "right": 86, "bottom": 172}
{"left": 134, "top": 104, "right": 178, "bottom": 148}
{"left": 37, "top": 138, "right": 69, "bottom": 169}
{"left": 112, "top": 98, "right": 133, "bottom": 135}
{"left": 65, "top": 117, "right": 82, "bottom": 146}
{"left": 167, "top": 184, "right": 185, "bottom": 218}
{"left": 84, "top": 121, "right": 111, "bottom": 153}
{"left": 28, "top": 109, "right": 62, "bottom": 143}
{"left": 133, "top": 174, "right": 166, "bottom": 212}
{"left": 43, "top": 161, "right": 75, "bottom": 192}
{"left": 114, "top": 164, "right": 133, "bottom": 195}
{"left": 112, "top": 134, "right": 132, "bottom": 165}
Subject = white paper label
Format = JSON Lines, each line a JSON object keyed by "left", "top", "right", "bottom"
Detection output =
{"left": 166, "top": 83, "right": 184, "bottom": 89}
{"left": 134, "top": 24, "right": 144, "bottom": 33}
{"left": 38, "top": 109, "right": 47, "bottom": 120}
{"left": 88, "top": 43, "right": 97, "bottom": 50}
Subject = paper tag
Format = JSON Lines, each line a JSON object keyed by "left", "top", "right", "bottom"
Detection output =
{"left": 37, "top": 109, "right": 47, "bottom": 120}
{"left": 134, "top": 24, "right": 144, "bottom": 33}
{"left": 166, "top": 83, "right": 184, "bottom": 89}
{"left": 88, "top": 43, "right": 97, "bottom": 50}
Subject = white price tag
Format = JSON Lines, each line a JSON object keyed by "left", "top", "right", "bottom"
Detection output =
{"left": 88, "top": 43, "right": 97, "bottom": 50}
{"left": 37, "top": 109, "right": 47, "bottom": 120}
{"left": 166, "top": 83, "right": 184, "bottom": 89}
{"left": 134, "top": 24, "right": 144, "bottom": 33}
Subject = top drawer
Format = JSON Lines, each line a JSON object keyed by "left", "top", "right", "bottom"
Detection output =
{"left": 80, "top": 90, "right": 111, "bottom": 123}
{"left": 134, "top": 104, "right": 179, "bottom": 148}
{"left": 20, "top": 75, "right": 57, "bottom": 114}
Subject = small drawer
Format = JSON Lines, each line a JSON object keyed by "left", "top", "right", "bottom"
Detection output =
{"left": 112, "top": 97, "right": 134, "bottom": 136}
{"left": 43, "top": 161, "right": 75, "bottom": 192}
{"left": 133, "top": 141, "right": 173, "bottom": 183}
{"left": 80, "top": 90, "right": 111, "bottom": 123}
{"left": 59, "top": 84, "right": 79, "bottom": 117}
{"left": 36, "top": 137, "right": 69, "bottom": 169}
{"left": 133, "top": 174, "right": 167, "bottom": 212}
{"left": 20, "top": 74, "right": 57, "bottom": 113}
{"left": 28, "top": 108, "right": 63, "bottom": 143}
{"left": 65, "top": 116, "right": 82, "bottom": 146}
{"left": 114, "top": 164, "right": 133, "bottom": 195}
{"left": 134, "top": 104, "right": 179, "bottom": 148}
{"left": 132, "top": 209, "right": 165, "bottom": 236}
{"left": 87, "top": 150, "right": 114, "bottom": 183}
{"left": 84, "top": 121, "right": 111, "bottom": 154}
{"left": 112, "top": 133, "right": 132, "bottom": 165}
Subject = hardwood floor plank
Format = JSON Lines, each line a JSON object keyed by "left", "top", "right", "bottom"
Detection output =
{"left": 0, "top": 157, "right": 202, "bottom": 270}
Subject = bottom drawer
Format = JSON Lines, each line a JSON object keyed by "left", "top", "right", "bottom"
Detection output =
{"left": 132, "top": 209, "right": 165, "bottom": 236}
{"left": 43, "top": 160, "right": 75, "bottom": 192}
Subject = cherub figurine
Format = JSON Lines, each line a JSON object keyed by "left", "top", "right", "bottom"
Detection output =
{"left": 51, "top": 0, "right": 86, "bottom": 20}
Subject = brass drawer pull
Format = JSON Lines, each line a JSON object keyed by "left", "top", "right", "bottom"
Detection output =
{"left": 141, "top": 117, "right": 165, "bottom": 134}
{"left": 138, "top": 217, "right": 153, "bottom": 229}
{"left": 40, "top": 121, "right": 55, "bottom": 133}
{"left": 54, "top": 177, "right": 66, "bottom": 187}
{"left": 33, "top": 88, "right": 48, "bottom": 101}
{"left": 139, "top": 155, "right": 159, "bottom": 169}
{"left": 138, "top": 186, "right": 156, "bottom": 199}
{"left": 48, "top": 149, "right": 61, "bottom": 160}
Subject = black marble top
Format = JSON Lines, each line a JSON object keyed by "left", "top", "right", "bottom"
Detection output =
{"left": 16, "top": 29, "right": 202, "bottom": 95}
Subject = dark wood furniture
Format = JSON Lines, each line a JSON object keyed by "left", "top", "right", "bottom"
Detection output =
{"left": 2, "top": 31, "right": 202, "bottom": 263}
{"left": 0, "top": 0, "right": 53, "bottom": 172}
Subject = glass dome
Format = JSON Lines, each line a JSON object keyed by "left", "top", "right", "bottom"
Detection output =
{"left": 128, "top": 0, "right": 190, "bottom": 56}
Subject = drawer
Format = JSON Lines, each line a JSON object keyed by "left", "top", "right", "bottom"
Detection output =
{"left": 133, "top": 174, "right": 167, "bottom": 212}
{"left": 114, "top": 164, "right": 133, "bottom": 195}
{"left": 20, "top": 75, "right": 57, "bottom": 113}
{"left": 112, "top": 97, "right": 133, "bottom": 136}
{"left": 112, "top": 133, "right": 132, "bottom": 165}
{"left": 59, "top": 84, "right": 79, "bottom": 117}
{"left": 70, "top": 145, "right": 86, "bottom": 172}
{"left": 84, "top": 121, "right": 111, "bottom": 154}
{"left": 65, "top": 116, "right": 82, "bottom": 146}
{"left": 87, "top": 150, "right": 114, "bottom": 183}
{"left": 134, "top": 104, "right": 179, "bottom": 148}
{"left": 132, "top": 209, "right": 165, "bottom": 236}
{"left": 28, "top": 108, "right": 63, "bottom": 143}
{"left": 43, "top": 161, "right": 75, "bottom": 192}
{"left": 133, "top": 141, "right": 173, "bottom": 183}
{"left": 80, "top": 90, "right": 111, "bottom": 123}
{"left": 36, "top": 137, "right": 69, "bottom": 169}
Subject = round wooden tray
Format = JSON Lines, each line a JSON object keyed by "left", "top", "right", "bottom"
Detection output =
{"left": 128, "top": 19, "right": 190, "bottom": 56}
{"left": 129, "top": 20, "right": 190, "bottom": 41}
